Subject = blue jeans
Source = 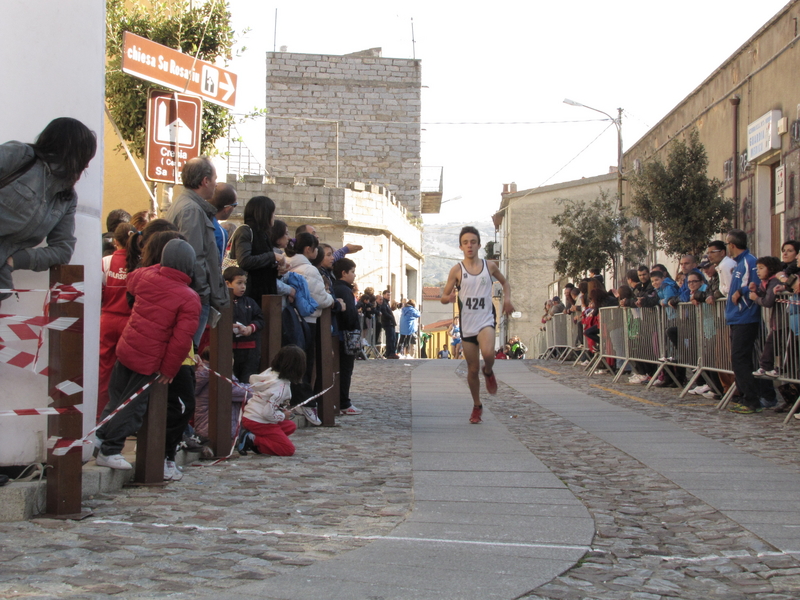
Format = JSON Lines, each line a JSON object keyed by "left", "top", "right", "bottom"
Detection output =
{"left": 384, "top": 327, "right": 396, "bottom": 356}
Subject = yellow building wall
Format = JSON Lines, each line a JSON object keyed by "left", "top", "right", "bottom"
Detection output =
{"left": 102, "top": 112, "right": 156, "bottom": 225}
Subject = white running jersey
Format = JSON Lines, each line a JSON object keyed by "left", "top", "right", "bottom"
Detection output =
{"left": 457, "top": 260, "right": 495, "bottom": 337}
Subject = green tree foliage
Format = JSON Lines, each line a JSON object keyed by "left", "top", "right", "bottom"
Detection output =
{"left": 551, "top": 191, "right": 648, "bottom": 280}
{"left": 629, "top": 129, "right": 733, "bottom": 257}
{"left": 106, "top": 0, "right": 236, "bottom": 157}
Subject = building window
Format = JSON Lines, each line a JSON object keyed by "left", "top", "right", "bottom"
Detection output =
{"left": 789, "top": 173, "right": 796, "bottom": 209}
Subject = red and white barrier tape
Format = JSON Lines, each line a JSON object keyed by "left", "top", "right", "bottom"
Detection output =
{"left": 0, "top": 377, "right": 83, "bottom": 416}
{"left": 0, "top": 314, "right": 80, "bottom": 342}
{"left": 47, "top": 376, "right": 158, "bottom": 456}
{"left": 0, "top": 282, "right": 85, "bottom": 303}
{"left": 0, "top": 343, "right": 47, "bottom": 373}
{"left": 0, "top": 404, "right": 82, "bottom": 418}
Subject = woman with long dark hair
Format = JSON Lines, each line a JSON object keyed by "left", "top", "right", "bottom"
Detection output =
{"left": 0, "top": 117, "right": 97, "bottom": 300}
{"left": 229, "top": 195, "right": 277, "bottom": 306}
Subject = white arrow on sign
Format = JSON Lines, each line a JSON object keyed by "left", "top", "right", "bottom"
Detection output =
{"left": 220, "top": 72, "right": 235, "bottom": 102}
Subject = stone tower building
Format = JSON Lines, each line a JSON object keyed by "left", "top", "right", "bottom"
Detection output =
{"left": 264, "top": 48, "right": 422, "bottom": 215}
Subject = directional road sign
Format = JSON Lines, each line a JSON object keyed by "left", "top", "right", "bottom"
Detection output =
{"left": 145, "top": 90, "right": 202, "bottom": 184}
{"left": 122, "top": 31, "right": 237, "bottom": 109}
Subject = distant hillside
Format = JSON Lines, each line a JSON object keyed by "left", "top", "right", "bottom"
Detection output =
{"left": 422, "top": 221, "right": 495, "bottom": 286}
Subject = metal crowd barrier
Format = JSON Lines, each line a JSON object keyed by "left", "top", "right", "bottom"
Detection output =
{"left": 769, "top": 294, "right": 800, "bottom": 424}
{"left": 542, "top": 320, "right": 556, "bottom": 358}
{"left": 533, "top": 330, "right": 548, "bottom": 359}
{"left": 539, "top": 297, "right": 800, "bottom": 426}
{"left": 590, "top": 307, "right": 628, "bottom": 380}
{"left": 359, "top": 314, "right": 383, "bottom": 359}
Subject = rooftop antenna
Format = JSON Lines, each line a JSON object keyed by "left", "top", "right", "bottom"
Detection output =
{"left": 273, "top": 8, "right": 277, "bottom": 52}
{"left": 411, "top": 17, "right": 416, "bottom": 60}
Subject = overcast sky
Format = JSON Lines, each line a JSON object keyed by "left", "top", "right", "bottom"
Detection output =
{"left": 226, "top": 0, "right": 790, "bottom": 225}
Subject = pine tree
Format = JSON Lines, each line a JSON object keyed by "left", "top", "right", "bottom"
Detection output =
{"left": 629, "top": 129, "right": 733, "bottom": 257}
{"left": 551, "top": 191, "right": 647, "bottom": 281}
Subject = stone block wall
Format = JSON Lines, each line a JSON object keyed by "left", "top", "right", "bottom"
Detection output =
{"left": 265, "top": 50, "right": 422, "bottom": 216}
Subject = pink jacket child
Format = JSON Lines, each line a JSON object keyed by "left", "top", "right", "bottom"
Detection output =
{"left": 95, "top": 239, "right": 201, "bottom": 470}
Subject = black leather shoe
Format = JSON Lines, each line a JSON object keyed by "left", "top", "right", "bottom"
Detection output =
{"left": 0, "top": 474, "right": 9, "bottom": 486}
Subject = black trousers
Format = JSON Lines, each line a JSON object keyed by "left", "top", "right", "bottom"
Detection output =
{"left": 338, "top": 340, "right": 355, "bottom": 409}
{"left": 233, "top": 345, "right": 260, "bottom": 385}
{"left": 166, "top": 365, "right": 195, "bottom": 461}
{"left": 730, "top": 323, "right": 775, "bottom": 408}
{"left": 97, "top": 362, "right": 154, "bottom": 456}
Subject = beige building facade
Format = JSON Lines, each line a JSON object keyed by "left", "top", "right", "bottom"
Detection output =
{"left": 230, "top": 175, "right": 422, "bottom": 305}
{"left": 494, "top": 174, "right": 617, "bottom": 349}
{"left": 623, "top": 1, "right": 800, "bottom": 258}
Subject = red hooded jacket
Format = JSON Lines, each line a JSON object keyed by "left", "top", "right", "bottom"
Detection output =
{"left": 116, "top": 264, "right": 201, "bottom": 379}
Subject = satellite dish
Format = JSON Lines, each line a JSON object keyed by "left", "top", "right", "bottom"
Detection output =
{"left": 511, "top": 311, "right": 522, "bottom": 319}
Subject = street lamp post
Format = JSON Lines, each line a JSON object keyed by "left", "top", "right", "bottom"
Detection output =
{"left": 563, "top": 99, "right": 623, "bottom": 210}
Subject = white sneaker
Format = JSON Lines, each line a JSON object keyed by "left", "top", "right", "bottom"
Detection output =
{"left": 96, "top": 452, "right": 132, "bottom": 470}
{"left": 701, "top": 390, "right": 719, "bottom": 399}
{"left": 302, "top": 406, "right": 322, "bottom": 426}
{"left": 164, "top": 459, "right": 183, "bottom": 481}
{"left": 628, "top": 374, "right": 647, "bottom": 384}
{"left": 340, "top": 404, "right": 363, "bottom": 415}
{"left": 688, "top": 384, "right": 710, "bottom": 395}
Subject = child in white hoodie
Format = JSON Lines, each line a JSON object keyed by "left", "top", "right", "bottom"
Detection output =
{"left": 238, "top": 345, "right": 306, "bottom": 456}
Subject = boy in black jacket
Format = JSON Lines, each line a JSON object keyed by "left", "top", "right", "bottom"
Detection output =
{"left": 332, "top": 258, "right": 363, "bottom": 415}
{"left": 224, "top": 267, "right": 265, "bottom": 383}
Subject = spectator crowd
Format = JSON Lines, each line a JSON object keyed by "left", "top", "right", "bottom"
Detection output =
{"left": 539, "top": 229, "right": 800, "bottom": 416}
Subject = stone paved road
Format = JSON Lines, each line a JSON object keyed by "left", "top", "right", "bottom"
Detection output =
{"left": 510, "top": 360, "right": 800, "bottom": 600}
{"left": 2, "top": 358, "right": 800, "bottom": 599}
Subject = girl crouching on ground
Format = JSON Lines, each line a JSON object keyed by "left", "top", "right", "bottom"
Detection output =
{"left": 239, "top": 345, "right": 306, "bottom": 456}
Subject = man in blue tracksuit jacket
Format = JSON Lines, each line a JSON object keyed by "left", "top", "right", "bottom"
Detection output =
{"left": 725, "top": 229, "right": 775, "bottom": 413}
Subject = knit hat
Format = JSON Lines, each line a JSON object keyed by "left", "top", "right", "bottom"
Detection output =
{"left": 161, "top": 239, "right": 195, "bottom": 278}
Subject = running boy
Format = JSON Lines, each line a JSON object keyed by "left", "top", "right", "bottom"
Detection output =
{"left": 441, "top": 226, "right": 513, "bottom": 423}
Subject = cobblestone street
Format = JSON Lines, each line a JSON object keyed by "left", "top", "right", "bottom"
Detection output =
{"left": 1, "top": 358, "right": 800, "bottom": 599}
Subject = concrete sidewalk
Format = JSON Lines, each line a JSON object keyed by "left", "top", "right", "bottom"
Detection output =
{"left": 224, "top": 360, "right": 595, "bottom": 600}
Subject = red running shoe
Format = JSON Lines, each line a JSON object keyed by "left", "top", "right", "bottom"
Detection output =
{"left": 469, "top": 405, "right": 483, "bottom": 424}
{"left": 483, "top": 369, "right": 498, "bottom": 395}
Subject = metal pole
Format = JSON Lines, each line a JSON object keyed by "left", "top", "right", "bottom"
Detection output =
{"left": 616, "top": 107, "right": 623, "bottom": 211}
{"left": 335, "top": 121, "right": 339, "bottom": 188}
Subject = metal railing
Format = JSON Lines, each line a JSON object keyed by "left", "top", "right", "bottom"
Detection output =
{"left": 539, "top": 298, "right": 800, "bottom": 426}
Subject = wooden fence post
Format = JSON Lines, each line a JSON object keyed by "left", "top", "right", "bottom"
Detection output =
{"left": 209, "top": 294, "right": 233, "bottom": 457}
{"left": 45, "top": 265, "right": 88, "bottom": 518}
{"left": 260, "top": 295, "right": 283, "bottom": 371}
{"left": 316, "top": 308, "right": 338, "bottom": 425}
{"left": 133, "top": 382, "right": 168, "bottom": 485}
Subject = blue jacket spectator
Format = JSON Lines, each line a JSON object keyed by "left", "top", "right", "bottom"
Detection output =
{"left": 725, "top": 248, "right": 760, "bottom": 325}
{"left": 399, "top": 303, "right": 421, "bottom": 336}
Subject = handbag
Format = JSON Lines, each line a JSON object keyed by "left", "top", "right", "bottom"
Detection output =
{"left": 222, "top": 225, "right": 251, "bottom": 270}
{"left": 343, "top": 330, "right": 361, "bottom": 355}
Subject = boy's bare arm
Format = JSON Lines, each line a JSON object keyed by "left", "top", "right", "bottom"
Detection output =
{"left": 488, "top": 261, "right": 514, "bottom": 315}
{"left": 441, "top": 264, "right": 460, "bottom": 304}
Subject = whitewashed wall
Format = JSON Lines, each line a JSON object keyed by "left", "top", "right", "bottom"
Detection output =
{"left": 0, "top": 1, "right": 105, "bottom": 465}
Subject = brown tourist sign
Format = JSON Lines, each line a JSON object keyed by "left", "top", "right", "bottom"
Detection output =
{"left": 121, "top": 31, "right": 238, "bottom": 109}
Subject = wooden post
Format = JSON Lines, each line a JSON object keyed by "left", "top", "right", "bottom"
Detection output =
{"left": 45, "top": 265, "right": 88, "bottom": 518}
{"left": 209, "top": 294, "right": 233, "bottom": 457}
{"left": 133, "top": 382, "right": 168, "bottom": 485}
{"left": 316, "top": 308, "right": 338, "bottom": 425}
{"left": 260, "top": 294, "right": 283, "bottom": 371}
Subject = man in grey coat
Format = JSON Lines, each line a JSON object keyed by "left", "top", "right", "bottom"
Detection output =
{"left": 165, "top": 156, "right": 230, "bottom": 346}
